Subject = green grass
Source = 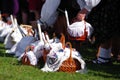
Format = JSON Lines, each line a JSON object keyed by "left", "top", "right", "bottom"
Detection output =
{"left": 0, "top": 42, "right": 120, "bottom": 80}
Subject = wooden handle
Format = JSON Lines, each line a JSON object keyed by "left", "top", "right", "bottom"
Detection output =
{"left": 60, "top": 33, "right": 65, "bottom": 49}
{"left": 65, "top": 42, "right": 72, "bottom": 61}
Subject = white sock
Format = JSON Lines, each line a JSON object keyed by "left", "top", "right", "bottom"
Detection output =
{"left": 98, "top": 47, "right": 111, "bottom": 62}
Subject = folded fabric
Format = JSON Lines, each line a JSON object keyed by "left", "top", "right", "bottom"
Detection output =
{"left": 67, "top": 21, "right": 93, "bottom": 39}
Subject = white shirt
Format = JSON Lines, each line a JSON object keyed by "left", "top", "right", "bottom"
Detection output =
{"left": 40, "top": 0, "right": 101, "bottom": 26}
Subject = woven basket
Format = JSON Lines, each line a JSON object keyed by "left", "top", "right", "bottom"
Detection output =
{"left": 67, "top": 21, "right": 88, "bottom": 41}
{"left": 58, "top": 42, "right": 81, "bottom": 72}
{"left": 43, "top": 49, "right": 50, "bottom": 63}
{"left": 22, "top": 53, "right": 30, "bottom": 65}
{"left": 43, "top": 33, "right": 66, "bottom": 62}
{"left": 21, "top": 46, "right": 33, "bottom": 65}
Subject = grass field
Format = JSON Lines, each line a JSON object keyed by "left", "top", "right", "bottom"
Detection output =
{"left": 0, "top": 42, "right": 120, "bottom": 80}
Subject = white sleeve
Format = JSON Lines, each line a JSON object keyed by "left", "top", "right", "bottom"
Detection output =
{"left": 77, "top": 0, "right": 101, "bottom": 11}
{"left": 40, "top": 0, "right": 61, "bottom": 26}
{"left": 84, "top": 0, "right": 101, "bottom": 11}
{"left": 86, "top": 22, "right": 94, "bottom": 39}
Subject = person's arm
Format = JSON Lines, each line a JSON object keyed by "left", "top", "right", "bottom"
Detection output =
{"left": 40, "top": 0, "right": 60, "bottom": 26}
{"left": 77, "top": 0, "right": 101, "bottom": 12}
{"left": 84, "top": 0, "right": 101, "bottom": 11}
{"left": 76, "top": 0, "right": 101, "bottom": 21}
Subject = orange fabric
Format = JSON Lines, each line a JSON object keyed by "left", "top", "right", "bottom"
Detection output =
{"left": 68, "top": 30, "right": 88, "bottom": 41}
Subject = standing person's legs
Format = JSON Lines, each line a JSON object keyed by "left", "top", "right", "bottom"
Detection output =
{"left": 22, "top": 11, "right": 29, "bottom": 24}
{"left": 112, "top": 35, "right": 120, "bottom": 62}
{"left": 53, "top": 15, "right": 67, "bottom": 36}
{"left": 93, "top": 39, "right": 112, "bottom": 64}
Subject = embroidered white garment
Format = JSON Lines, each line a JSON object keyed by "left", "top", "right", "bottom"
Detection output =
{"left": 32, "top": 40, "right": 44, "bottom": 59}
{"left": 41, "top": 47, "right": 86, "bottom": 73}
{"left": 0, "top": 20, "right": 6, "bottom": 31}
{"left": 0, "top": 24, "right": 13, "bottom": 37}
{"left": 67, "top": 21, "right": 93, "bottom": 39}
{"left": 26, "top": 51, "right": 37, "bottom": 65}
{"left": 10, "top": 27, "right": 28, "bottom": 43}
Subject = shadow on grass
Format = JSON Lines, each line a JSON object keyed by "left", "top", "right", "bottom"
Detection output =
{"left": 0, "top": 42, "right": 15, "bottom": 57}
{"left": 79, "top": 43, "right": 120, "bottom": 79}
{"left": 86, "top": 62, "right": 120, "bottom": 79}
{"left": 0, "top": 53, "right": 15, "bottom": 57}
{"left": 11, "top": 56, "right": 45, "bottom": 70}
{"left": 0, "top": 41, "right": 120, "bottom": 79}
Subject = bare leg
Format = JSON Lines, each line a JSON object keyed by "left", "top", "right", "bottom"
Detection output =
{"left": 22, "top": 12, "right": 28, "bottom": 24}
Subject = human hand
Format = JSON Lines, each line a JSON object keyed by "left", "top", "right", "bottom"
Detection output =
{"left": 76, "top": 8, "right": 88, "bottom": 21}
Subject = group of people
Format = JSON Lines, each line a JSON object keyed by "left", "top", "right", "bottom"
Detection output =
{"left": 39, "top": 0, "right": 120, "bottom": 64}
{"left": 0, "top": 0, "right": 120, "bottom": 69}
{"left": 0, "top": 0, "right": 45, "bottom": 26}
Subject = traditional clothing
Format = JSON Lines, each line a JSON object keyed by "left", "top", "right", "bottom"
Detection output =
{"left": 87, "top": 0, "right": 120, "bottom": 64}
{"left": 41, "top": 44, "right": 86, "bottom": 73}
{"left": 39, "top": 0, "right": 101, "bottom": 27}
{"left": 87, "top": 0, "right": 119, "bottom": 43}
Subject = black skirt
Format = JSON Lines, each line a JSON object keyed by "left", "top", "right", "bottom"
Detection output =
{"left": 87, "top": 0, "right": 120, "bottom": 43}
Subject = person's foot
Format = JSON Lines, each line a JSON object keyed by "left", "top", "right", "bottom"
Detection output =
{"left": 92, "top": 59, "right": 112, "bottom": 65}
